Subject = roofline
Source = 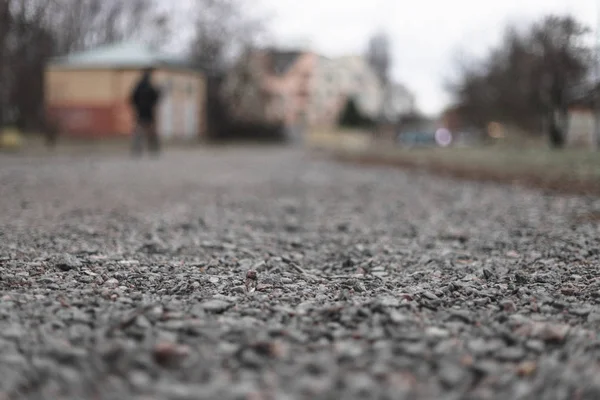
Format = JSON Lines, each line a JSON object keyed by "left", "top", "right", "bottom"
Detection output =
{"left": 47, "top": 56, "right": 191, "bottom": 67}
{"left": 46, "top": 41, "right": 192, "bottom": 71}
{"left": 47, "top": 62, "right": 203, "bottom": 75}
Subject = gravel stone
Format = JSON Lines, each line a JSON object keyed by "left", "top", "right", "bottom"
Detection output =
{"left": 495, "top": 346, "right": 526, "bottom": 362}
{"left": 438, "top": 362, "right": 469, "bottom": 389}
{"left": 200, "top": 299, "right": 232, "bottom": 313}
{"left": 425, "top": 327, "right": 451, "bottom": 339}
{"left": 56, "top": 253, "right": 82, "bottom": 271}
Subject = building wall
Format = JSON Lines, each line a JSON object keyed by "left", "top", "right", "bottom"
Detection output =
{"left": 46, "top": 67, "right": 205, "bottom": 139}
{"left": 568, "top": 108, "right": 596, "bottom": 148}
{"left": 220, "top": 50, "right": 318, "bottom": 130}
{"left": 308, "top": 55, "right": 384, "bottom": 129}
{"left": 263, "top": 52, "right": 317, "bottom": 128}
{"left": 45, "top": 68, "right": 119, "bottom": 136}
{"left": 307, "top": 57, "right": 345, "bottom": 128}
{"left": 332, "top": 56, "right": 382, "bottom": 117}
{"left": 46, "top": 69, "right": 115, "bottom": 104}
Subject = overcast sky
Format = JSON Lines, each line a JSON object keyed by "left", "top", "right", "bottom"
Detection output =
{"left": 259, "top": 0, "right": 599, "bottom": 116}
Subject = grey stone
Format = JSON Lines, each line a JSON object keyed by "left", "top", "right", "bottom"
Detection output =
{"left": 438, "top": 363, "right": 467, "bottom": 389}
{"left": 388, "top": 310, "right": 410, "bottom": 324}
{"left": 1, "top": 325, "right": 24, "bottom": 341}
{"left": 425, "top": 327, "right": 451, "bottom": 339}
{"left": 495, "top": 346, "right": 526, "bottom": 362}
{"left": 56, "top": 254, "right": 82, "bottom": 271}
{"left": 571, "top": 307, "right": 592, "bottom": 317}
{"left": 501, "top": 299, "right": 517, "bottom": 312}
{"left": 422, "top": 291, "right": 439, "bottom": 300}
{"left": 104, "top": 278, "right": 120, "bottom": 288}
{"left": 525, "top": 340, "right": 545, "bottom": 353}
{"left": 588, "top": 310, "right": 600, "bottom": 323}
{"left": 200, "top": 299, "right": 232, "bottom": 313}
{"left": 447, "top": 310, "right": 472, "bottom": 324}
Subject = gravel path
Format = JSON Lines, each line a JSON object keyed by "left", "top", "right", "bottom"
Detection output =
{"left": 1, "top": 147, "right": 600, "bottom": 400}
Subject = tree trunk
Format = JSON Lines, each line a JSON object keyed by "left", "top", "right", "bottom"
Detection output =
{"left": 0, "top": 0, "right": 10, "bottom": 129}
{"left": 546, "top": 108, "right": 567, "bottom": 148}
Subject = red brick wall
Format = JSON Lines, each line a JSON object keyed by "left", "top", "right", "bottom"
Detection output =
{"left": 47, "top": 103, "right": 125, "bottom": 137}
{"left": 114, "top": 101, "right": 136, "bottom": 136}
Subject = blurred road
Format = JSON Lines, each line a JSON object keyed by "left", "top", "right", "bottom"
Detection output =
{"left": 1, "top": 147, "right": 600, "bottom": 399}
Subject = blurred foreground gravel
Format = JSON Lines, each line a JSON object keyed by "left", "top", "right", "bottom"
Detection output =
{"left": 1, "top": 147, "right": 600, "bottom": 400}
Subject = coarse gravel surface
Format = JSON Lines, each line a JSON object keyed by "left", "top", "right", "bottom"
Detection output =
{"left": 1, "top": 147, "right": 600, "bottom": 400}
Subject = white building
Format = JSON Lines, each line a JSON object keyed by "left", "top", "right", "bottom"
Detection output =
{"left": 333, "top": 55, "right": 383, "bottom": 118}
{"left": 309, "top": 55, "right": 416, "bottom": 128}
{"left": 381, "top": 82, "right": 416, "bottom": 121}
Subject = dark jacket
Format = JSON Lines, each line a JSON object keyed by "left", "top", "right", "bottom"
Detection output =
{"left": 130, "top": 74, "right": 160, "bottom": 122}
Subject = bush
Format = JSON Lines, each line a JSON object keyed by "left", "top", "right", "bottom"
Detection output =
{"left": 338, "top": 98, "right": 375, "bottom": 129}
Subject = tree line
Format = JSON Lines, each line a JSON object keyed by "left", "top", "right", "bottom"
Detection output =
{"left": 0, "top": 0, "right": 266, "bottom": 132}
{"left": 446, "top": 15, "right": 595, "bottom": 148}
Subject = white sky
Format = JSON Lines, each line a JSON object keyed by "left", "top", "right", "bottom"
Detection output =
{"left": 259, "top": 0, "right": 599, "bottom": 116}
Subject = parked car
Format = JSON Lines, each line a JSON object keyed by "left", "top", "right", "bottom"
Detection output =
{"left": 396, "top": 131, "right": 436, "bottom": 147}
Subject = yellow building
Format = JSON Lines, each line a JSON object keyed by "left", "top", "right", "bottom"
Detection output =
{"left": 45, "top": 41, "right": 206, "bottom": 141}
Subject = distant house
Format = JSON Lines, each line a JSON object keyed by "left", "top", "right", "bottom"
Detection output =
{"left": 567, "top": 85, "right": 598, "bottom": 148}
{"left": 221, "top": 47, "right": 317, "bottom": 141}
{"left": 222, "top": 49, "right": 417, "bottom": 139}
{"left": 307, "top": 55, "right": 382, "bottom": 130}
{"left": 328, "top": 55, "right": 383, "bottom": 120}
{"left": 568, "top": 106, "right": 596, "bottom": 148}
{"left": 309, "top": 55, "right": 416, "bottom": 130}
{"left": 306, "top": 56, "right": 347, "bottom": 128}
{"left": 45, "top": 41, "right": 206, "bottom": 140}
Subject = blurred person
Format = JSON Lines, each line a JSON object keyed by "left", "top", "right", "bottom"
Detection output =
{"left": 130, "top": 67, "right": 161, "bottom": 156}
{"left": 44, "top": 116, "right": 59, "bottom": 149}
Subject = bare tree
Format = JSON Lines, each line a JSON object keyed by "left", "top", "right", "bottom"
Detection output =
{"left": 0, "top": 0, "right": 55, "bottom": 129}
{"left": 447, "top": 15, "right": 592, "bottom": 148}
{"left": 366, "top": 32, "right": 391, "bottom": 86}
{"left": 9, "top": 2, "right": 55, "bottom": 131}
{"left": 48, "top": 0, "right": 171, "bottom": 55}
{"left": 0, "top": 0, "right": 11, "bottom": 127}
{"left": 528, "top": 16, "right": 592, "bottom": 148}
{"left": 188, "top": 0, "right": 269, "bottom": 74}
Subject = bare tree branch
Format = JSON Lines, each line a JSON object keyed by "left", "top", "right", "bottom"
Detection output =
{"left": 188, "top": 0, "right": 270, "bottom": 74}
{"left": 446, "top": 14, "right": 592, "bottom": 147}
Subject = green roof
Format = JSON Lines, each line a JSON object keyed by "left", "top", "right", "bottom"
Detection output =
{"left": 49, "top": 41, "right": 191, "bottom": 70}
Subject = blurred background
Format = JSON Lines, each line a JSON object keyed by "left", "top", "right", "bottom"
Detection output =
{"left": 1, "top": 0, "right": 600, "bottom": 193}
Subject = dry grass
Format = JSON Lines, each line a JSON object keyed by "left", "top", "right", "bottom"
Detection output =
{"left": 306, "top": 129, "right": 372, "bottom": 152}
{"left": 331, "top": 144, "right": 600, "bottom": 197}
